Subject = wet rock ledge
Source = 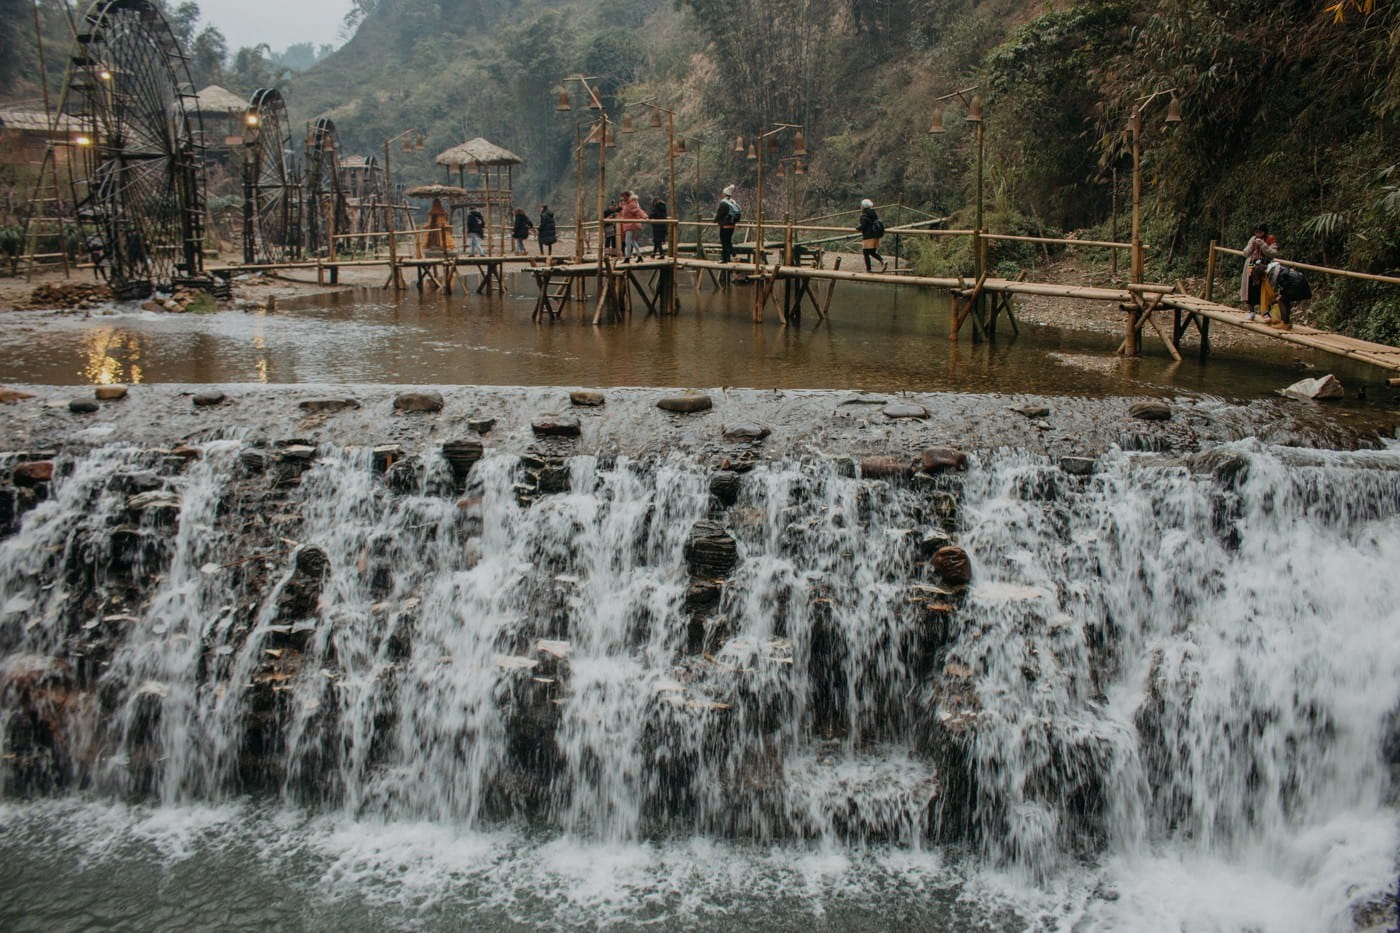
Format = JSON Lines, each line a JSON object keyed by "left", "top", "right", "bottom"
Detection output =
{"left": 0, "top": 383, "right": 1393, "bottom": 460}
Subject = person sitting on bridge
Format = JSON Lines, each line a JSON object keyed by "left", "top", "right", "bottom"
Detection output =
{"left": 857, "top": 198, "right": 887, "bottom": 272}
{"left": 1264, "top": 261, "right": 1310, "bottom": 331}
{"left": 1240, "top": 223, "right": 1278, "bottom": 321}
{"left": 715, "top": 186, "right": 741, "bottom": 263}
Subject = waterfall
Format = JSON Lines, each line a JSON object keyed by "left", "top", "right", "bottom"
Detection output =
{"left": 2, "top": 435, "right": 1397, "bottom": 926}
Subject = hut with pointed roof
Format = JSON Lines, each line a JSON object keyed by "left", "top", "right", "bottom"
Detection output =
{"left": 434, "top": 137, "right": 523, "bottom": 255}
{"left": 193, "top": 85, "right": 250, "bottom": 157}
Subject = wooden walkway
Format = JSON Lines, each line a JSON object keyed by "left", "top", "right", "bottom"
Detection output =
{"left": 211, "top": 250, "right": 1400, "bottom": 377}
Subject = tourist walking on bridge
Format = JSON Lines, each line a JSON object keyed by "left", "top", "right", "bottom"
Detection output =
{"left": 466, "top": 207, "right": 486, "bottom": 256}
{"left": 650, "top": 196, "right": 669, "bottom": 258}
{"left": 715, "top": 185, "right": 741, "bottom": 263}
{"left": 858, "top": 198, "right": 887, "bottom": 272}
{"left": 620, "top": 192, "right": 649, "bottom": 261}
{"left": 512, "top": 208, "right": 534, "bottom": 255}
{"left": 1240, "top": 223, "right": 1278, "bottom": 321}
{"left": 537, "top": 205, "right": 557, "bottom": 257}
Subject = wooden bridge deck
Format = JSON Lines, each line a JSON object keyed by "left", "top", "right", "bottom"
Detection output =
{"left": 1163, "top": 294, "right": 1400, "bottom": 373}
{"left": 209, "top": 252, "right": 1400, "bottom": 376}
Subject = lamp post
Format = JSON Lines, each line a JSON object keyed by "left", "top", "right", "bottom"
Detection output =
{"left": 1128, "top": 89, "right": 1182, "bottom": 283}
{"left": 928, "top": 86, "right": 985, "bottom": 280}
{"left": 622, "top": 99, "right": 678, "bottom": 259}
{"left": 556, "top": 76, "right": 610, "bottom": 266}
{"left": 383, "top": 128, "right": 425, "bottom": 288}
{"left": 743, "top": 123, "right": 805, "bottom": 279}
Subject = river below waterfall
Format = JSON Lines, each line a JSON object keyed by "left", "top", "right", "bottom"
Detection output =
{"left": 1, "top": 385, "right": 1397, "bottom": 930}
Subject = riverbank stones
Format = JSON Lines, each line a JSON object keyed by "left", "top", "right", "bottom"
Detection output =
{"left": 1129, "top": 400, "right": 1172, "bottom": 421}
{"left": 1013, "top": 404, "right": 1050, "bottom": 418}
{"left": 0, "top": 388, "right": 36, "bottom": 404}
{"left": 68, "top": 399, "right": 99, "bottom": 414}
{"left": 95, "top": 386, "right": 128, "bottom": 401}
{"left": 709, "top": 470, "right": 741, "bottom": 507}
{"left": 658, "top": 393, "right": 713, "bottom": 414}
{"left": 532, "top": 415, "right": 581, "bottom": 437}
{"left": 442, "top": 439, "right": 484, "bottom": 486}
{"left": 193, "top": 391, "right": 226, "bottom": 407}
{"left": 469, "top": 417, "right": 497, "bottom": 434}
{"left": 883, "top": 401, "right": 928, "bottom": 419}
{"left": 859, "top": 456, "right": 912, "bottom": 479}
{"left": 570, "top": 390, "right": 605, "bottom": 407}
{"left": 393, "top": 391, "right": 443, "bottom": 413}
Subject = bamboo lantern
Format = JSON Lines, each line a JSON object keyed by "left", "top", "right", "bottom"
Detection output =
{"left": 556, "top": 88, "right": 572, "bottom": 111}
{"left": 1165, "top": 96, "right": 1183, "bottom": 124}
{"left": 967, "top": 96, "right": 984, "bottom": 123}
{"left": 746, "top": 143, "right": 757, "bottom": 160}
{"left": 928, "top": 106, "right": 946, "bottom": 134}
{"left": 793, "top": 130, "right": 807, "bottom": 156}
{"left": 795, "top": 160, "right": 806, "bottom": 175}
{"left": 674, "top": 138, "right": 687, "bottom": 154}
{"left": 622, "top": 112, "right": 635, "bottom": 134}
{"left": 649, "top": 109, "right": 662, "bottom": 129}
{"left": 587, "top": 85, "right": 601, "bottom": 109}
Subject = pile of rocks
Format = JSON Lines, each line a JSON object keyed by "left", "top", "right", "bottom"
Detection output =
{"left": 139, "top": 288, "right": 217, "bottom": 314}
{"left": 17, "top": 282, "right": 113, "bottom": 310}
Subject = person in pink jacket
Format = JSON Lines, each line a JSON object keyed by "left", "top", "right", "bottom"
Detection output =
{"left": 619, "top": 192, "right": 650, "bottom": 262}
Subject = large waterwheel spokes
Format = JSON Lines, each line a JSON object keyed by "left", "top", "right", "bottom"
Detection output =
{"left": 61, "top": 0, "right": 206, "bottom": 297}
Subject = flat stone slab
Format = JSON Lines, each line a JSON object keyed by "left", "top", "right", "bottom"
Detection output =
{"left": 0, "top": 388, "right": 37, "bottom": 404}
{"left": 95, "top": 386, "right": 129, "bottom": 401}
{"left": 1128, "top": 400, "right": 1171, "bottom": 421}
{"left": 532, "top": 415, "right": 582, "bottom": 437}
{"left": 883, "top": 402, "right": 928, "bottom": 419}
{"left": 468, "top": 418, "right": 497, "bottom": 434}
{"left": 722, "top": 422, "right": 770, "bottom": 441}
{"left": 192, "top": 391, "right": 226, "bottom": 407}
{"left": 1013, "top": 405, "right": 1050, "bottom": 418}
{"left": 1059, "top": 456, "right": 1096, "bottom": 476}
{"left": 393, "top": 391, "right": 444, "bottom": 413}
{"left": 570, "top": 390, "right": 605, "bottom": 407}
{"left": 658, "top": 394, "right": 713, "bottom": 414}
{"left": 299, "top": 398, "right": 361, "bottom": 413}
{"left": 920, "top": 447, "right": 967, "bottom": 472}
{"left": 68, "top": 399, "right": 99, "bottom": 414}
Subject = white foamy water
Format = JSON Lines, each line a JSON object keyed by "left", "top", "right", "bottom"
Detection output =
{"left": 1, "top": 438, "right": 1397, "bottom": 930}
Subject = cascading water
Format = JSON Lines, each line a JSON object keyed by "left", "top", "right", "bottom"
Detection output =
{"left": 1, "top": 432, "right": 1397, "bottom": 929}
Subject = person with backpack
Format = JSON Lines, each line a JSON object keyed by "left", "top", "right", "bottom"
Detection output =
{"left": 1264, "top": 261, "right": 1310, "bottom": 331}
{"left": 603, "top": 199, "right": 621, "bottom": 256}
{"left": 537, "top": 205, "right": 557, "bottom": 257}
{"left": 466, "top": 207, "right": 486, "bottom": 256}
{"left": 714, "top": 185, "right": 741, "bottom": 263}
{"left": 857, "top": 198, "right": 887, "bottom": 272}
{"left": 511, "top": 208, "right": 534, "bottom": 255}
{"left": 1240, "top": 223, "right": 1278, "bottom": 320}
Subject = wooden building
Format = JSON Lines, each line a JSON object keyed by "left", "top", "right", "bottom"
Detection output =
{"left": 434, "top": 137, "right": 523, "bottom": 255}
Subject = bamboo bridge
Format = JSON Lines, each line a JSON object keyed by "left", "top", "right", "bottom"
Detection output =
{"left": 208, "top": 215, "right": 1400, "bottom": 378}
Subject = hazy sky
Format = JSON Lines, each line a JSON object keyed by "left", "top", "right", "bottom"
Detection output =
{"left": 198, "top": 0, "right": 354, "bottom": 55}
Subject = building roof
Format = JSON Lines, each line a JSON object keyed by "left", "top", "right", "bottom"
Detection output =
{"left": 339, "top": 154, "right": 378, "bottom": 170}
{"left": 435, "top": 137, "right": 523, "bottom": 168}
{"left": 194, "top": 85, "right": 248, "bottom": 113}
{"left": 0, "top": 109, "right": 78, "bottom": 133}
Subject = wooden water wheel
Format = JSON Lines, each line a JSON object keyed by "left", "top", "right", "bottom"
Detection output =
{"left": 242, "top": 88, "right": 301, "bottom": 264}
{"left": 61, "top": 0, "right": 207, "bottom": 299}
{"left": 303, "top": 117, "right": 349, "bottom": 257}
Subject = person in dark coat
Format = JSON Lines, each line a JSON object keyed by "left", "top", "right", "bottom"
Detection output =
{"left": 511, "top": 208, "right": 534, "bottom": 255}
{"left": 650, "top": 196, "right": 669, "bottom": 257}
{"left": 714, "top": 185, "right": 741, "bottom": 263}
{"left": 603, "top": 199, "right": 620, "bottom": 255}
{"left": 466, "top": 207, "right": 486, "bottom": 256}
{"left": 537, "top": 205, "right": 558, "bottom": 257}
{"left": 856, "top": 198, "right": 886, "bottom": 272}
{"left": 1264, "top": 260, "right": 1311, "bottom": 331}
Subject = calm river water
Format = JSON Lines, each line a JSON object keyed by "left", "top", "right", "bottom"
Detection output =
{"left": 0, "top": 276, "right": 1385, "bottom": 399}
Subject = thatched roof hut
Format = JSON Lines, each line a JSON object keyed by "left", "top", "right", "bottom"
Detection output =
{"left": 194, "top": 85, "right": 248, "bottom": 113}
{"left": 434, "top": 137, "right": 523, "bottom": 168}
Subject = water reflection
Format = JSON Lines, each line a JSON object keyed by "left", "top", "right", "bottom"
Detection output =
{"left": 0, "top": 280, "right": 1385, "bottom": 400}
